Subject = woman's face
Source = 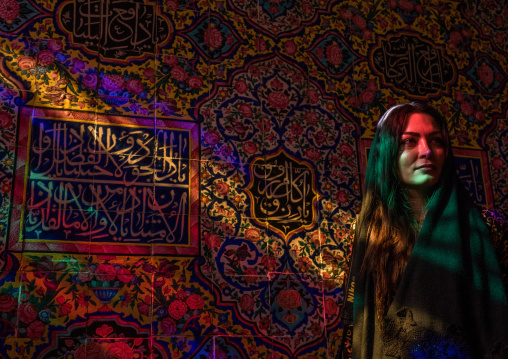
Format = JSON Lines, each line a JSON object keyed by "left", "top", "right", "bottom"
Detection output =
{"left": 397, "top": 113, "right": 446, "bottom": 194}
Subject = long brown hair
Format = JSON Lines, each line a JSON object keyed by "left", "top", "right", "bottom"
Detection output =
{"left": 358, "top": 102, "right": 450, "bottom": 319}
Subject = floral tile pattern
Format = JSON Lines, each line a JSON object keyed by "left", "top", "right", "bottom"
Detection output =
{"left": 0, "top": 0, "right": 507, "bottom": 357}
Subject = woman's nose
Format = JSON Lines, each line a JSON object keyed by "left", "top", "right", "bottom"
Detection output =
{"left": 419, "top": 140, "right": 431, "bottom": 157}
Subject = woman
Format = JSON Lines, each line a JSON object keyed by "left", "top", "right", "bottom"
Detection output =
{"left": 341, "top": 102, "right": 508, "bottom": 358}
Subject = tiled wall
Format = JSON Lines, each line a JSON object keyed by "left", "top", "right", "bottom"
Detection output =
{"left": 0, "top": 0, "right": 507, "bottom": 357}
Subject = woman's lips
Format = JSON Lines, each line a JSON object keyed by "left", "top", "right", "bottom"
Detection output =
{"left": 417, "top": 164, "right": 436, "bottom": 170}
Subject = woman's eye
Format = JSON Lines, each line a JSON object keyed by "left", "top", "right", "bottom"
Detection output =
{"left": 401, "top": 138, "right": 415, "bottom": 145}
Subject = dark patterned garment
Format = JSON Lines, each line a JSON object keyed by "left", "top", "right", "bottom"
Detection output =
{"left": 339, "top": 208, "right": 508, "bottom": 359}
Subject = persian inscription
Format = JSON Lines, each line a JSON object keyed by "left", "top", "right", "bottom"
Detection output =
{"left": 455, "top": 156, "right": 487, "bottom": 206}
{"left": 246, "top": 150, "right": 317, "bottom": 238}
{"left": 24, "top": 118, "right": 191, "bottom": 245}
{"left": 372, "top": 35, "right": 454, "bottom": 97}
{"left": 59, "top": 0, "right": 170, "bottom": 57}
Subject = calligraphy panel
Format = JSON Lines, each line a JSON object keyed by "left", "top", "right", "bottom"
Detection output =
{"left": 246, "top": 149, "right": 318, "bottom": 241}
{"left": 453, "top": 148, "right": 494, "bottom": 208}
{"left": 371, "top": 33, "right": 455, "bottom": 98}
{"left": 57, "top": 0, "right": 171, "bottom": 61}
{"left": 10, "top": 108, "right": 199, "bottom": 255}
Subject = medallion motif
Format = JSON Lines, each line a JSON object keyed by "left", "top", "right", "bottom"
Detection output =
{"left": 246, "top": 149, "right": 318, "bottom": 240}
{"left": 371, "top": 33, "right": 455, "bottom": 98}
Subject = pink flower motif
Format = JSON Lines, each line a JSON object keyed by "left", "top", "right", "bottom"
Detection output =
{"left": 460, "top": 101, "right": 474, "bottom": 116}
{"left": 126, "top": 79, "right": 144, "bottom": 95}
{"left": 242, "top": 141, "right": 258, "bottom": 155}
{"left": 244, "top": 227, "right": 261, "bottom": 242}
{"left": 161, "top": 317, "right": 177, "bottom": 335}
{"left": 17, "top": 55, "right": 36, "bottom": 70}
{"left": 0, "top": 0, "right": 19, "bottom": 21}
{"left": 325, "top": 298, "right": 338, "bottom": 315}
{"left": 326, "top": 44, "right": 343, "bottom": 66}
{"left": 359, "top": 89, "right": 375, "bottom": 104}
{"left": 204, "top": 232, "right": 221, "bottom": 249}
{"left": 284, "top": 40, "right": 297, "bottom": 55}
{"left": 352, "top": 15, "right": 367, "bottom": 29}
{"left": 311, "top": 231, "right": 326, "bottom": 246}
{"left": 165, "top": 0, "right": 178, "bottom": 10}
{"left": 186, "top": 75, "right": 203, "bottom": 89}
{"left": 46, "top": 39, "right": 63, "bottom": 53}
{"left": 26, "top": 320, "right": 46, "bottom": 340}
{"left": 143, "top": 67, "right": 155, "bottom": 82}
{"left": 75, "top": 342, "right": 105, "bottom": 359}
{"left": 170, "top": 65, "right": 188, "bottom": 82}
{"left": 116, "top": 268, "right": 133, "bottom": 284}
{"left": 215, "top": 181, "right": 230, "bottom": 196}
{"left": 261, "top": 255, "right": 276, "bottom": 270}
{"left": 478, "top": 62, "right": 494, "bottom": 88}
{"left": 101, "top": 74, "right": 125, "bottom": 92}
{"left": 268, "top": 91, "right": 289, "bottom": 109}
{"left": 461, "top": 27, "right": 473, "bottom": 38}
{"left": 82, "top": 73, "right": 98, "bottom": 90}
{"left": 235, "top": 79, "right": 248, "bottom": 94}
{"left": 277, "top": 289, "right": 301, "bottom": 310}
{"left": 340, "top": 8, "right": 353, "bottom": 20}
{"left": 239, "top": 294, "right": 254, "bottom": 311}
{"left": 243, "top": 268, "right": 258, "bottom": 283}
{"left": 291, "top": 122, "right": 304, "bottom": 135}
{"left": 306, "top": 89, "right": 319, "bottom": 105}
{"left": 168, "top": 300, "right": 188, "bottom": 320}
{"left": 474, "top": 110, "right": 485, "bottom": 122}
{"left": 186, "top": 294, "right": 205, "bottom": 310}
{"left": 450, "top": 31, "right": 463, "bottom": 44}
{"left": 398, "top": 0, "right": 414, "bottom": 11}
{"left": 256, "top": 119, "right": 271, "bottom": 132}
{"left": 18, "top": 302, "right": 38, "bottom": 324}
{"left": 239, "top": 103, "right": 253, "bottom": 118}
{"left": 204, "top": 26, "right": 223, "bottom": 48}
{"left": 305, "top": 111, "right": 318, "bottom": 125}
{"left": 70, "top": 58, "right": 85, "bottom": 74}
{"left": 313, "top": 130, "right": 327, "bottom": 146}
{"left": 0, "top": 110, "right": 13, "bottom": 128}
{"left": 454, "top": 91, "right": 465, "bottom": 102}
{"left": 38, "top": 50, "right": 56, "bottom": 66}
{"left": 299, "top": 0, "right": 311, "bottom": 14}
{"left": 203, "top": 130, "right": 221, "bottom": 146}
{"left": 164, "top": 54, "right": 179, "bottom": 66}
{"left": 362, "top": 29, "right": 373, "bottom": 40}
{"left": 105, "top": 342, "right": 133, "bottom": 359}
{"left": 492, "top": 157, "right": 504, "bottom": 171}
{"left": 255, "top": 38, "right": 267, "bottom": 52}
{"left": 94, "top": 263, "right": 116, "bottom": 282}
{"left": 283, "top": 312, "right": 299, "bottom": 323}
{"left": 207, "top": 349, "right": 227, "bottom": 359}
{"left": 305, "top": 147, "right": 321, "bottom": 161}
{"left": 366, "top": 79, "right": 378, "bottom": 91}
{"left": 339, "top": 143, "right": 354, "bottom": 157}
{"left": 335, "top": 190, "right": 349, "bottom": 204}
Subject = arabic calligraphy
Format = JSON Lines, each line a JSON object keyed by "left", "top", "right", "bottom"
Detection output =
{"left": 247, "top": 150, "right": 316, "bottom": 237}
{"left": 455, "top": 156, "right": 486, "bottom": 206}
{"left": 372, "top": 35, "right": 454, "bottom": 97}
{"left": 25, "top": 118, "right": 191, "bottom": 245}
{"left": 59, "top": 0, "right": 170, "bottom": 57}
